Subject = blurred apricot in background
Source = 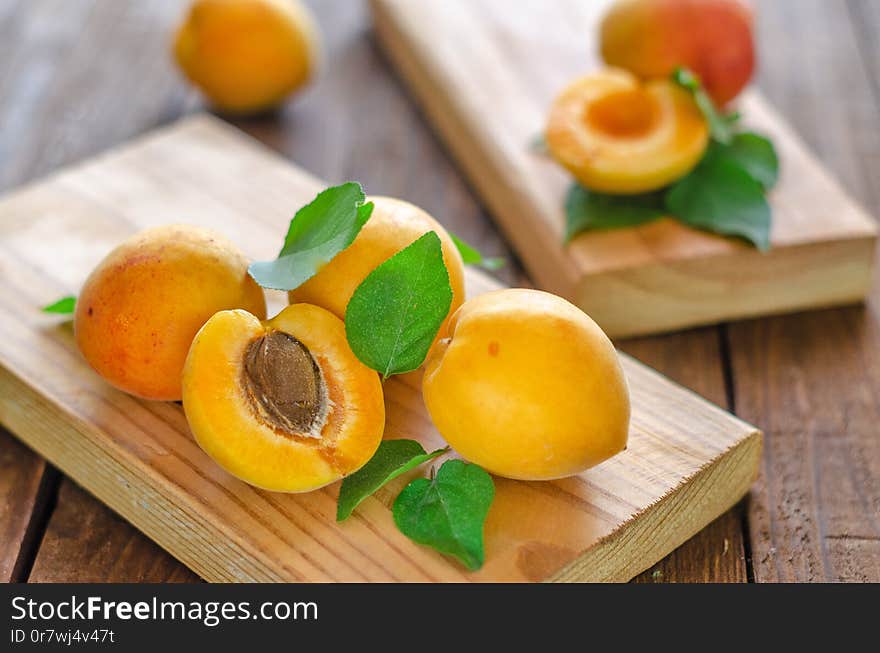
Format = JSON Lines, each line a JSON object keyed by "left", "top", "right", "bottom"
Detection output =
{"left": 600, "top": 0, "right": 754, "bottom": 106}
{"left": 173, "top": 0, "right": 320, "bottom": 115}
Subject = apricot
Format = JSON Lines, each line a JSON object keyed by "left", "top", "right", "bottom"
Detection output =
{"left": 182, "top": 303, "right": 385, "bottom": 492}
{"left": 422, "top": 289, "right": 630, "bottom": 481}
{"left": 75, "top": 225, "right": 266, "bottom": 401}
{"left": 289, "top": 196, "right": 465, "bottom": 337}
{"left": 173, "top": 0, "right": 320, "bottom": 114}
{"left": 545, "top": 68, "right": 708, "bottom": 194}
{"left": 600, "top": 0, "right": 754, "bottom": 106}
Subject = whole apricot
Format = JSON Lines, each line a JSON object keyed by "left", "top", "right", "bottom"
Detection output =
{"left": 182, "top": 303, "right": 385, "bottom": 492}
{"left": 173, "top": 0, "right": 320, "bottom": 114}
{"left": 422, "top": 289, "right": 630, "bottom": 481}
{"left": 546, "top": 68, "right": 708, "bottom": 194}
{"left": 75, "top": 225, "right": 266, "bottom": 401}
{"left": 288, "top": 196, "right": 465, "bottom": 337}
{"left": 600, "top": 0, "right": 754, "bottom": 106}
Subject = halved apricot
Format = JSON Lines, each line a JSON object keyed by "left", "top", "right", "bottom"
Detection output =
{"left": 182, "top": 303, "right": 385, "bottom": 492}
{"left": 545, "top": 68, "right": 709, "bottom": 194}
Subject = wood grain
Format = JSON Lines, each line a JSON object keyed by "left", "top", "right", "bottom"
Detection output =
{"left": 28, "top": 480, "right": 200, "bottom": 583}
{"left": 0, "top": 0, "right": 197, "bottom": 583}
{"left": 0, "top": 115, "right": 760, "bottom": 582}
{"left": 369, "top": 0, "right": 877, "bottom": 338}
{"left": 623, "top": 330, "right": 748, "bottom": 582}
{"left": 730, "top": 0, "right": 880, "bottom": 582}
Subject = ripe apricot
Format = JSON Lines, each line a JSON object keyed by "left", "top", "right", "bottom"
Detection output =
{"left": 75, "top": 225, "right": 266, "bottom": 401}
{"left": 600, "top": 0, "right": 754, "bottom": 106}
{"left": 182, "top": 303, "right": 385, "bottom": 492}
{"left": 288, "top": 196, "right": 465, "bottom": 337}
{"left": 545, "top": 68, "right": 708, "bottom": 194}
{"left": 173, "top": 0, "right": 320, "bottom": 114}
{"left": 422, "top": 289, "right": 630, "bottom": 481}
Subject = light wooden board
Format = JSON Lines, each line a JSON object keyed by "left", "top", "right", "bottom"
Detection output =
{"left": 0, "top": 115, "right": 761, "bottom": 582}
{"left": 370, "top": 0, "right": 878, "bottom": 338}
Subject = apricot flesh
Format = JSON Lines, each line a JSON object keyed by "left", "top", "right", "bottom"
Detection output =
{"left": 173, "top": 0, "right": 320, "bottom": 114}
{"left": 74, "top": 225, "right": 266, "bottom": 401}
{"left": 182, "top": 303, "right": 385, "bottom": 492}
{"left": 422, "top": 289, "right": 630, "bottom": 481}
{"left": 545, "top": 68, "right": 708, "bottom": 194}
{"left": 600, "top": 0, "right": 754, "bottom": 106}
{"left": 288, "top": 196, "right": 465, "bottom": 338}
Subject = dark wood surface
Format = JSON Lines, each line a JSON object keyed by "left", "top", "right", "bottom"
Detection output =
{"left": 0, "top": 0, "right": 877, "bottom": 583}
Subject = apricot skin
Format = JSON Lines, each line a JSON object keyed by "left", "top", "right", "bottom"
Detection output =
{"left": 600, "top": 0, "right": 754, "bottom": 106}
{"left": 422, "top": 289, "right": 630, "bottom": 481}
{"left": 289, "top": 196, "right": 466, "bottom": 336}
{"left": 182, "top": 304, "right": 385, "bottom": 492}
{"left": 74, "top": 225, "right": 266, "bottom": 401}
{"left": 546, "top": 68, "right": 708, "bottom": 194}
{"left": 173, "top": 0, "right": 320, "bottom": 114}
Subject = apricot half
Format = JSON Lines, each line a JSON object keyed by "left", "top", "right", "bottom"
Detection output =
{"left": 422, "top": 289, "right": 630, "bottom": 481}
{"left": 75, "top": 225, "right": 266, "bottom": 401}
{"left": 545, "top": 69, "right": 708, "bottom": 194}
{"left": 289, "top": 196, "right": 465, "bottom": 337}
{"left": 182, "top": 303, "right": 385, "bottom": 492}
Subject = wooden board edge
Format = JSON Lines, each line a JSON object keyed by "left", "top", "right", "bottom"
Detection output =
{"left": 549, "top": 428, "right": 763, "bottom": 582}
{"left": 581, "top": 235, "right": 878, "bottom": 338}
{"left": 0, "top": 368, "right": 281, "bottom": 583}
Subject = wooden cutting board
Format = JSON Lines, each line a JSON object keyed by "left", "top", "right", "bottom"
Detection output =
{"left": 370, "top": 0, "right": 878, "bottom": 338}
{"left": 0, "top": 115, "right": 761, "bottom": 582}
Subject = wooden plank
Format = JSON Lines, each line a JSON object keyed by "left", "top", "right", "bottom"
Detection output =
{"left": 369, "top": 0, "right": 878, "bottom": 338}
{"left": 28, "top": 480, "right": 200, "bottom": 583}
{"left": 0, "top": 115, "right": 760, "bottom": 582}
{"left": 0, "top": 0, "right": 195, "bottom": 583}
{"left": 622, "top": 330, "right": 748, "bottom": 582}
{"left": 729, "top": 0, "right": 880, "bottom": 582}
{"left": 0, "top": 428, "right": 56, "bottom": 582}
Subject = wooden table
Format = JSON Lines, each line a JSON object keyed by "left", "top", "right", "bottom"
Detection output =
{"left": 1, "top": 0, "right": 877, "bottom": 583}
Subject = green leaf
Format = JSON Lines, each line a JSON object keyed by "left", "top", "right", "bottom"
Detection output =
{"left": 449, "top": 232, "right": 506, "bottom": 271}
{"left": 665, "top": 144, "right": 772, "bottom": 250}
{"left": 393, "top": 459, "right": 495, "bottom": 571}
{"left": 724, "top": 132, "right": 779, "bottom": 190}
{"left": 248, "top": 182, "right": 374, "bottom": 291}
{"left": 336, "top": 440, "right": 447, "bottom": 521}
{"left": 565, "top": 183, "right": 666, "bottom": 241}
{"left": 672, "top": 67, "right": 733, "bottom": 145}
{"left": 345, "top": 231, "right": 453, "bottom": 378}
{"left": 42, "top": 295, "right": 76, "bottom": 314}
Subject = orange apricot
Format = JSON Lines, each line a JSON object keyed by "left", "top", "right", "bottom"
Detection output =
{"left": 600, "top": 0, "right": 754, "bottom": 106}
{"left": 182, "top": 303, "right": 385, "bottom": 492}
{"left": 173, "top": 0, "right": 320, "bottom": 114}
{"left": 422, "top": 289, "right": 630, "bottom": 481}
{"left": 545, "top": 68, "right": 708, "bottom": 194}
{"left": 288, "top": 196, "right": 465, "bottom": 337}
{"left": 75, "top": 225, "right": 266, "bottom": 401}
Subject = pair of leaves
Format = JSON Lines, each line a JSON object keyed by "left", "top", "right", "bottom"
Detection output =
{"left": 250, "top": 183, "right": 501, "bottom": 379}
{"left": 337, "top": 439, "right": 495, "bottom": 571}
